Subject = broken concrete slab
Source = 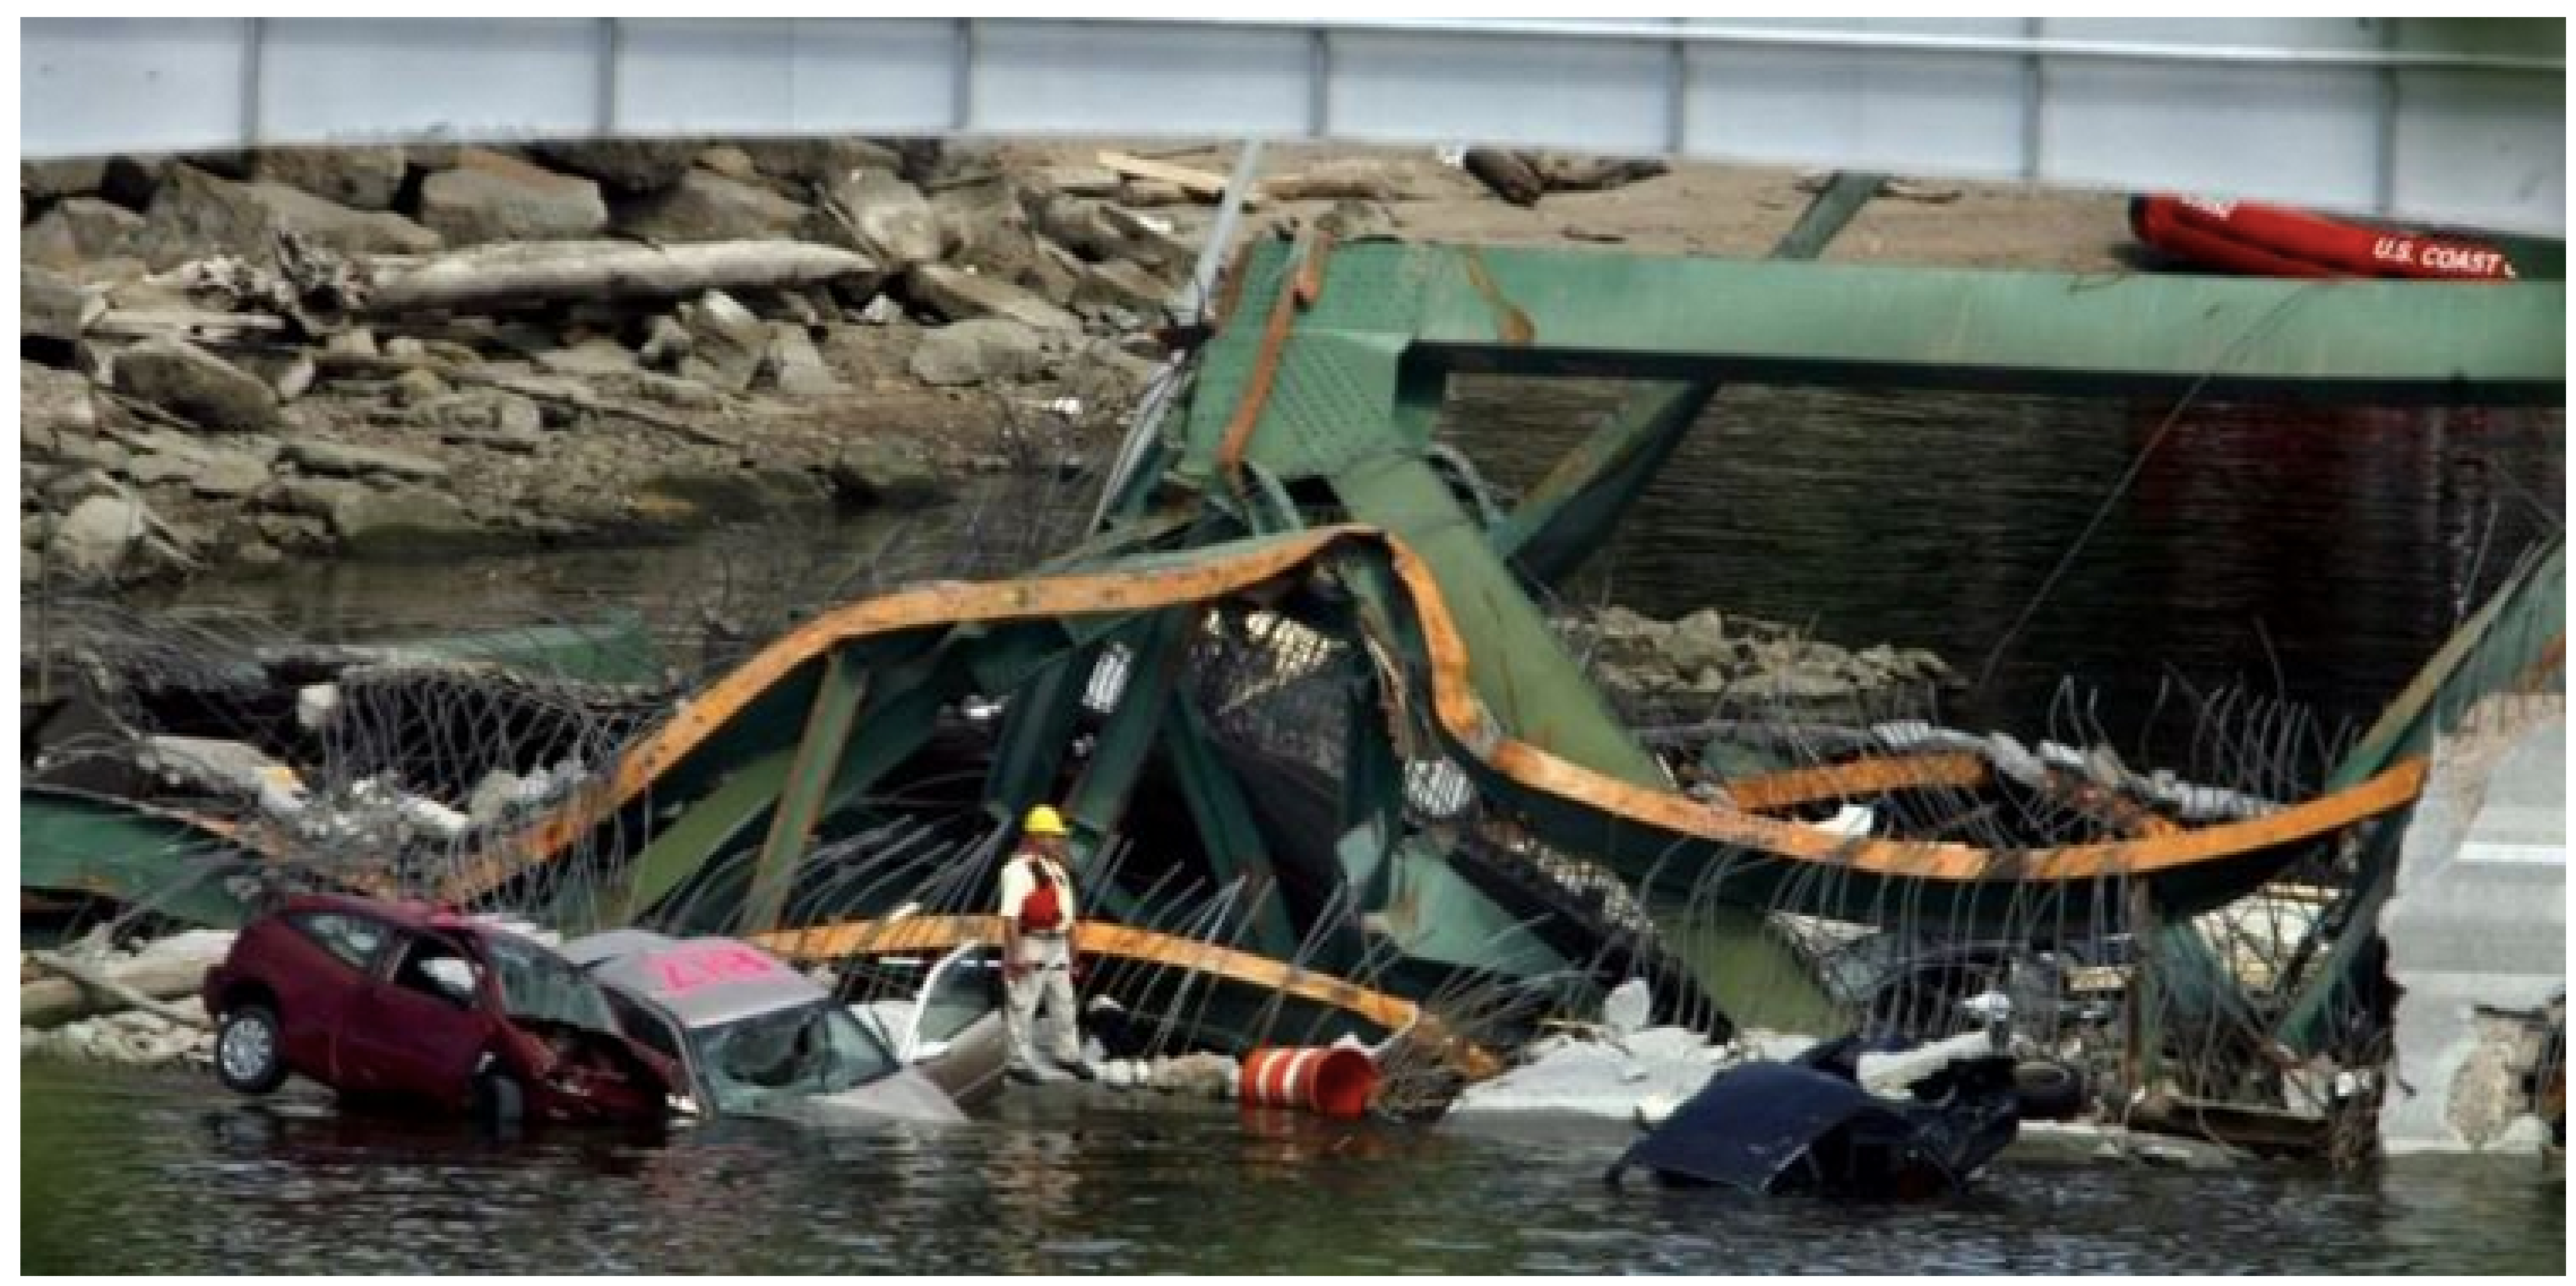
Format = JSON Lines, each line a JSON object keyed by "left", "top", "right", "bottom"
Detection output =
{"left": 2378, "top": 695, "right": 2567, "bottom": 1157}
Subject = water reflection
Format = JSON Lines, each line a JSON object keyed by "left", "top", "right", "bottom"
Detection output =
{"left": 19, "top": 1064, "right": 2562, "bottom": 1274}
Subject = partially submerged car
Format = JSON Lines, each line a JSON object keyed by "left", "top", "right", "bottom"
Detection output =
{"left": 201, "top": 894, "right": 675, "bottom": 1125}
{"left": 839, "top": 941, "right": 1011, "bottom": 1110}
{"left": 1605, "top": 1036, "right": 2020, "bottom": 1199}
{"left": 562, "top": 931, "right": 977, "bottom": 1125}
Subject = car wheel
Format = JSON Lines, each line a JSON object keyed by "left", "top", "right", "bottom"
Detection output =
{"left": 214, "top": 1002, "right": 288, "bottom": 1096}
{"left": 2012, "top": 1059, "right": 2085, "bottom": 1121}
{"left": 473, "top": 1067, "right": 526, "bottom": 1128}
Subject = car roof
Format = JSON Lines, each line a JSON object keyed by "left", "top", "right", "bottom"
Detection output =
{"left": 575, "top": 935, "right": 830, "bottom": 1029}
{"left": 275, "top": 892, "right": 485, "bottom": 936}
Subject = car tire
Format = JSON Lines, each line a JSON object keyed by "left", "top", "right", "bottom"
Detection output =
{"left": 473, "top": 1067, "right": 526, "bottom": 1128}
{"left": 214, "top": 1002, "right": 288, "bottom": 1096}
{"left": 2012, "top": 1059, "right": 2085, "bottom": 1121}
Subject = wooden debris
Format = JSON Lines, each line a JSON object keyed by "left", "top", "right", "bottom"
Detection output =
{"left": 1097, "top": 150, "right": 1261, "bottom": 208}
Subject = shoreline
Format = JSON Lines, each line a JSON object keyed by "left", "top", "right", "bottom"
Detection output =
{"left": 22, "top": 137, "right": 2139, "bottom": 592}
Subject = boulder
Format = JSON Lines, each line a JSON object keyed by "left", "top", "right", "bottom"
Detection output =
{"left": 736, "top": 137, "right": 907, "bottom": 186}
{"left": 535, "top": 338, "right": 641, "bottom": 379}
{"left": 21, "top": 198, "right": 144, "bottom": 271}
{"left": 829, "top": 440, "right": 948, "bottom": 509}
{"left": 322, "top": 486, "right": 493, "bottom": 557}
{"left": 122, "top": 453, "right": 201, "bottom": 488}
{"left": 22, "top": 158, "right": 108, "bottom": 203}
{"left": 819, "top": 169, "right": 942, "bottom": 270}
{"left": 632, "top": 465, "right": 828, "bottom": 525}
{"left": 49, "top": 494, "right": 151, "bottom": 580}
{"left": 133, "top": 165, "right": 441, "bottom": 268}
{"left": 675, "top": 290, "right": 769, "bottom": 393}
{"left": 905, "top": 263, "right": 1080, "bottom": 331}
{"left": 281, "top": 437, "right": 450, "bottom": 483}
{"left": 418, "top": 150, "right": 608, "bottom": 245}
{"left": 1036, "top": 164, "right": 1124, "bottom": 197}
{"left": 268, "top": 474, "right": 372, "bottom": 519}
{"left": 1077, "top": 258, "right": 1171, "bottom": 312}
{"left": 908, "top": 318, "right": 1046, "bottom": 386}
{"left": 638, "top": 314, "right": 693, "bottom": 368}
{"left": 21, "top": 266, "right": 104, "bottom": 348}
{"left": 21, "top": 361, "right": 99, "bottom": 440}
{"left": 98, "top": 155, "right": 173, "bottom": 210}
{"left": 761, "top": 324, "right": 843, "bottom": 397}
{"left": 189, "top": 449, "right": 275, "bottom": 500}
{"left": 248, "top": 145, "right": 408, "bottom": 211}
{"left": 112, "top": 338, "right": 278, "bottom": 431}
{"left": 694, "top": 145, "right": 762, "bottom": 183}
{"left": 526, "top": 138, "right": 702, "bottom": 194}
{"left": 614, "top": 169, "right": 810, "bottom": 243}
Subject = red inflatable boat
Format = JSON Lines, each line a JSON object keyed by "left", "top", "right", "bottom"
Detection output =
{"left": 2130, "top": 194, "right": 2517, "bottom": 281}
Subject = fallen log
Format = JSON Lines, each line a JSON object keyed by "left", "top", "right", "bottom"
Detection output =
{"left": 355, "top": 239, "right": 881, "bottom": 315}
{"left": 23, "top": 943, "right": 224, "bottom": 1030}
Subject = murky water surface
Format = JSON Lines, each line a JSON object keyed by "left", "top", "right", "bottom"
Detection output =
{"left": 19, "top": 1064, "right": 2564, "bottom": 1274}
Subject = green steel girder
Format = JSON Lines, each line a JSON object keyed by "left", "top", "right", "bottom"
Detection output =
{"left": 981, "top": 648, "right": 1098, "bottom": 831}
{"left": 1331, "top": 450, "right": 1667, "bottom": 788}
{"left": 22, "top": 787, "right": 260, "bottom": 929}
{"left": 1164, "top": 696, "right": 1299, "bottom": 960}
{"left": 745, "top": 651, "right": 869, "bottom": 931}
{"left": 1179, "top": 240, "right": 2563, "bottom": 490}
{"left": 607, "top": 744, "right": 794, "bottom": 927}
{"left": 1064, "top": 610, "right": 1196, "bottom": 841}
{"left": 1336, "top": 662, "right": 1403, "bottom": 912}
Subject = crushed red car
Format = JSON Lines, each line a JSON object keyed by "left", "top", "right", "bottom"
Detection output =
{"left": 201, "top": 894, "right": 676, "bottom": 1126}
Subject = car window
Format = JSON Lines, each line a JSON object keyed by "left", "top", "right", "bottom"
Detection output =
{"left": 390, "top": 933, "right": 484, "bottom": 1010}
{"left": 917, "top": 946, "right": 1001, "bottom": 1047}
{"left": 693, "top": 1001, "right": 898, "bottom": 1115}
{"left": 605, "top": 991, "right": 684, "bottom": 1063}
{"left": 288, "top": 912, "right": 391, "bottom": 974}
{"left": 483, "top": 934, "right": 619, "bottom": 1035}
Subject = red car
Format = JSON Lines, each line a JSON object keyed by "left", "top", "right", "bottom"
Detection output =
{"left": 201, "top": 894, "right": 675, "bottom": 1125}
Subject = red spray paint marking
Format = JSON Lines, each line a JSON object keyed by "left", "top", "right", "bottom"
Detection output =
{"left": 650, "top": 944, "right": 784, "bottom": 993}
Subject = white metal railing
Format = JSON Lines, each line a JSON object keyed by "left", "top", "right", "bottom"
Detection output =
{"left": 21, "top": 17, "right": 2566, "bottom": 233}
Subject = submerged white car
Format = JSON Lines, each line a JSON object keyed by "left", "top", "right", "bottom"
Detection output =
{"left": 563, "top": 931, "right": 973, "bottom": 1125}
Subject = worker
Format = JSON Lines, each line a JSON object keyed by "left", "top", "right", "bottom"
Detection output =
{"left": 1000, "top": 804, "right": 1092, "bottom": 1083}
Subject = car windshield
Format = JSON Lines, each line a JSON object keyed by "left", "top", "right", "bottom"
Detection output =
{"left": 483, "top": 934, "right": 620, "bottom": 1034}
{"left": 691, "top": 1001, "right": 899, "bottom": 1116}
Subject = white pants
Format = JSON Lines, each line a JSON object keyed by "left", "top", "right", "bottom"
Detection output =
{"left": 1006, "top": 932, "right": 1082, "bottom": 1067}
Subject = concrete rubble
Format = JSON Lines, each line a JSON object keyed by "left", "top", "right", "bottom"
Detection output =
{"left": 2376, "top": 694, "right": 2566, "bottom": 1157}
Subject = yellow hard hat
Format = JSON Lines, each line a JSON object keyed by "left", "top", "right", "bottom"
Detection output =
{"left": 1023, "top": 804, "right": 1069, "bottom": 837}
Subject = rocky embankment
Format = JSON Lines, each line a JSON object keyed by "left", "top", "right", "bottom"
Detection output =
{"left": 20, "top": 138, "right": 1292, "bottom": 586}
{"left": 1567, "top": 604, "right": 1962, "bottom": 724}
{"left": 23, "top": 138, "right": 2135, "bottom": 590}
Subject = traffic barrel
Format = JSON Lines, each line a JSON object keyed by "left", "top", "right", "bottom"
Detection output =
{"left": 1239, "top": 1046, "right": 1377, "bottom": 1119}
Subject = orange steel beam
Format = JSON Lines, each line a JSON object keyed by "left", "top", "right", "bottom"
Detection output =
{"left": 1722, "top": 752, "right": 1992, "bottom": 812}
{"left": 446, "top": 523, "right": 2431, "bottom": 905}
{"left": 749, "top": 913, "right": 1503, "bottom": 1077}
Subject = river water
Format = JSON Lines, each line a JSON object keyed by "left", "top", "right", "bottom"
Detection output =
{"left": 20, "top": 1063, "right": 2564, "bottom": 1274}
{"left": 47, "top": 386, "right": 2567, "bottom": 1272}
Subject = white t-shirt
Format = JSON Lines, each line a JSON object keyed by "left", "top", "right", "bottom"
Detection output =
{"left": 998, "top": 851, "right": 1077, "bottom": 930}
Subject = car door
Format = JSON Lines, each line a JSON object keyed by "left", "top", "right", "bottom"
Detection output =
{"left": 900, "top": 943, "right": 1007, "bottom": 1109}
{"left": 269, "top": 910, "right": 394, "bottom": 1085}
{"left": 338, "top": 929, "right": 494, "bottom": 1109}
